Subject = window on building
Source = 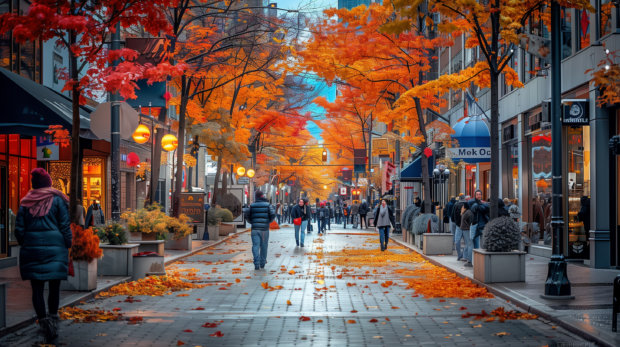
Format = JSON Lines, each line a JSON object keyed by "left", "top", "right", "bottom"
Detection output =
{"left": 561, "top": 7, "right": 572, "bottom": 59}
{"left": 600, "top": 0, "right": 613, "bottom": 38}
{"left": 0, "top": 0, "right": 42, "bottom": 83}
{"left": 577, "top": 9, "right": 591, "bottom": 50}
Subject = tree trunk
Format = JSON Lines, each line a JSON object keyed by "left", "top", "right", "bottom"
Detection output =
{"left": 68, "top": 31, "right": 80, "bottom": 225}
{"left": 221, "top": 171, "right": 228, "bottom": 201}
{"left": 489, "top": 70, "right": 500, "bottom": 220}
{"left": 413, "top": 97, "right": 433, "bottom": 214}
{"left": 212, "top": 155, "right": 223, "bottom": 206}
{"left": 172, "top": 76, "right": 188, "bottom": 218}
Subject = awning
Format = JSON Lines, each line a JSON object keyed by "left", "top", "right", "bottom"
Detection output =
{"left": 0, "top": 68, "right": 92, "bottom": 137}
{"left": 447, "top": 115, "right": 491, "bottom": 163}
{"left": 401, "top": 155, "right": 434, "bottom": 180}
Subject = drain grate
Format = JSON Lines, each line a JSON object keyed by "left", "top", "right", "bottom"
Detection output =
{"left": 570, "top": 283, "right": 614, "bottom": 287}
{"left": 550, "top": 304, "right": 613, "bottom": 310}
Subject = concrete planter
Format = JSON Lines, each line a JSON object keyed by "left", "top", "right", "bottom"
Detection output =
{"left": 97, "top": 244, "right": 140, "bottom": 276}
{"left": 60, "top": 260, "right": 97, "bottom": 291}
{"left": 129, "top": 240, "right": 165, "bottom": 256}
{"left": 403, "top": 230, "right": 407, "bottom": 242}
{"left": 192, "top": 226, "right": 205, "bottom": 240}
{"left": 423, "top": 233, "right": 454, "bottom": 255}
{"left": 133, "top": 255, "right": 165, "bottom": 281}
{"left": 408, "top": 233, "right": 413, "bottom": 245}
{"left": 142, "top": 232, "right": 157, "bottom": 241}
{"left": 130, "top": 232, "right": 142, "bottom": 241}
{"left": 207, "top": 225, "right": 220, "bottom": 241}
{"left": 473, "top": 249, "right": 527, "bottom": 283}
{"left": 165, "top": 234, "right": 193, "bottom": 250}
{"left": 219, "top": 223, "right": 236, "bottom": 236}
{"left": 414, "top": 233, "right": 423, "bottom": 249}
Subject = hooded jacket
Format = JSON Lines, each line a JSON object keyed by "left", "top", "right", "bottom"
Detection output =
{"left": 351, "top": 203, "right": 360, "bottom": 215}
{"left": 359, "top": 201, "right": 370, "bottom": 215}
{"left": 445, "top": 198, "right": 456, "bottom": 222}
{"left": 244, "top": 197, "right": 276, "bottom": 231}
{"left": 468, "top": 198, "right": 490, "bottom": 239}
{"left": 577, "top": 196, "right": 591, "bottom": 232}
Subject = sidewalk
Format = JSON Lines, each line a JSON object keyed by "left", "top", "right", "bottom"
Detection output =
{"left": 0, "top": 228, "right": 249, "bottom": 338}
{"left": 391, "top": 234, "right": 620, "bottom": 347}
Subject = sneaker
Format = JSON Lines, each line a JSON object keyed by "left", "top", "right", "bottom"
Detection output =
{"left": 255, "top": 265, "right": 260, "bottom": 270}
{"left": 301, "top": 244, "right": 304, "bottom": 247}
{"left": 464, "top": 262, "right": 473, "bottom": 267}
{"left": 461, "top": 258, "right": 468, "bottom": 262}
{"left": 296, "top": 241, "right": 299, "bottom": 246}
{"left": 260, "top": 265, "right": 265, "bottom": 269}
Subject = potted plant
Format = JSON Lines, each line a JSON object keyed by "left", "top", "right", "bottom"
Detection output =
{"left": 61, "top": 224, "right": 103, "bottom": 291}
{"left": 473, "top": 217, "right": 526, "bottom": 283}
{"left": 95, "top": 222, "right": 140, "bottom": 276}
{"left": 217, "top": 208, "right": 235, "bottom": 236}
{"left": 207, "top": 206, "right": 231, "bottom": 240}
{"left": 412, "top": 214, "right": 438, "bottom": 250}
{"left": 121, "top": 202, "right": 168, "bottom": 241}
{"left": 164, "top": 214, "right": 193, "bottom": 250}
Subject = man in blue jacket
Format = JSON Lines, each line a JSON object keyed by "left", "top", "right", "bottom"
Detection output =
{"left": 244, "top": 190, "right": 276, "bottom": 270}
{"left": 467, "top": 190, "right": 489, "bottom": 261}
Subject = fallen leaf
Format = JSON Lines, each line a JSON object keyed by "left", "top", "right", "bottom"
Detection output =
{"left": 317, "top": 280, "right": 324, "bottom": 284}
{"left": 299, "top": 316, "right": 311, "bottom": 321}
{"left": 347, "top": 320, "right": 356, "bottom": 324}
{"left": 391, "top": 306, "right": 400, "bottom": 309}
{"left": 235, "top": 279, "right": 241, "bottom": 283}
{"left": 317, "top": 319, "right": 323, "bottom": 323}
{"left": 177, "top": 341, "right": 185, "bottom": 346}
{"left": 261, "top": 282, "right": 269, "bottom": 289}
{"left": 459, "top": 307, "right": 467, "bottom": 310}
{"left": 176, "top": 294, "right": 189, "bottom": 297}
{"left": 183, "top": 329, "right": 193, "bottom": 333}
{"left": 351, "top": 310, "right": 358, "bottom": 313}
{"left": 209, "top": 331, "right": 225, "bottom": 337}
{"left": 201, "top": 323, "right": 218, "bottom": 328}
{"left": 287, "top": 300, "right": 292, "bottom": 305}
{"left": 473, "top": 324, "right": 482, "bottom": 328}
{"left": 492, "top": 332, "right": 510, "bottom": 336}
{"left": 369, "top": 319, "right": 378, "bottom": 322}
{"left": 289, "top": 270, "right": 295, "bottom": 275}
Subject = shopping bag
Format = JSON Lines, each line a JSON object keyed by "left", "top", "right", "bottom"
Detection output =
{"left": 293, "top": 218, "right": 302, "bottom": 226}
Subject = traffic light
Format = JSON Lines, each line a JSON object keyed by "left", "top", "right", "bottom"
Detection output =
{"left": 322, "top": 149, "right": 328, "bottom": 162}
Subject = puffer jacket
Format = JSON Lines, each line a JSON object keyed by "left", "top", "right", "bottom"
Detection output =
{"left": 243, "top": 197, "right": 276, "bottom": 231}
{"left": 359, "top": 202, "right": 369, "bottom": 215}
{"left": 15, "top": 196, "right": 72, "bottom": 281}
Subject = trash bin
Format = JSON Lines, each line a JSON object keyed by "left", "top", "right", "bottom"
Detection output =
{"left": 132, "top": 252, "right": 165, "bottom": 281}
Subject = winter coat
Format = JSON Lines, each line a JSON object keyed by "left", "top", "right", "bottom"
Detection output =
{"left": 243, "top": 197, "right": 276, "bottom": 231}
{"left": 343, "top": 206, "right": 351, "bottom": 217}
{"left": 420, "top": 201, "right": 436, "bottom": 214}
{"left": 359, "top": 201, "right": 370, "bottom": 215}
{"left": 85, "top": 204, "right": 105, "bottom": 227}
{"left": 328, "top": 206, "right": 334, "bottom": 218}
{"left": 452, "top": 202, "right": 464, "bottom": 227}
{"left": 577, "top": 196, "right": 591, "bottom": 233}
{"left": 497, "top": 199, "right": 510, "bottom": 217}
{"left": 318, "top": 207, "right": 328, "bottom": 220}
{"left": 460, "top": 210, "right": 474, "bottom": 231}
{"left": 290, "top": 205, "right": 306, "bottom": 221}
{"left": 374, "top": 205, "right": 396, "bottom": 228}
{"left": 445, "top": 198, "right": 456, "bottom": 222}
{"left": 351, "top": 204, "right": 360, "bottom": 215}
{"left": 468, "top": 199, "right": 489, "bottom": 239}
{"left": 15, "top": 196, "right": 72, "bottom": 281}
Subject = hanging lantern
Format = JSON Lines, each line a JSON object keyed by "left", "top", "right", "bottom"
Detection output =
{"left": 423, "top": 147, "right": 433, "bottom": 158}
{"left": 163, "top": 91, "right": 172, "bottom": 103}
{"left": 247, "top": 168, "right": 255, "bottom": 178}
{"left": 237, "top": 166, "right": 246, "bottom": 176}
{"left": 132, "top": 124, "right": 150, "bottom": 144}
{"left": 126, "top": 152, "right": 140, "bottom": 167}
{"left": 161, "top": 134, "right": 178, "bottom": 152}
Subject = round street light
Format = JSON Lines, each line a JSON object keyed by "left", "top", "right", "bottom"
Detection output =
{"left": 247, "top": 169, "right": 255, "bottom": 178}
{"left": 132, "top": 124, "right": 151, "bottom": 144}
{"left": 237, "top": 166, "right": 246, "bottom": 176}
{"left": 161, "top": 134, "right": 178, "bottom": 152}
{"left": 324, "top": 185, "right": 327, "bottom": 189}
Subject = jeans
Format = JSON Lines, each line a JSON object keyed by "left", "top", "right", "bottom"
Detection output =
{"left": 295, "top": 221, "right": 307, "bottom": 245}
{"left": 343, "top": 215, "right": 347, "bottom": 228}
{"left": 378, "top": 226, "right": 390, "bottom": 248}
{"left": 467, "top": 226, "right": 481, "bottom": 262}
{"left": 359, "top": 214, "right": 367, "bottom": 228}
{"left": 251, "top": 229, "right": 270, "bottom": 267}
{"left": 327, "top": 217, "right": 331, "bottom": 230}
{"left": 450, "top": 221, "right": 457, "bottom": 247}
{"left": 454, "top": 226, "right": 471, "bottom": 260}
{"left": 352, "top": 215, "right": 358, "bottom": 228}
{"left": 31, "top": 279, "right": 61, "bottom": 319}
{"left": 277, "top": 215, "right": 281, "bottom": 224}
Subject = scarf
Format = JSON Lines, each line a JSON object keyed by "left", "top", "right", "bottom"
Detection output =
{"left": 377, "top": 204, "right": 391, "bottom": 227}
{"left": 20, "top": 187, "right": 69, "bottom": 217}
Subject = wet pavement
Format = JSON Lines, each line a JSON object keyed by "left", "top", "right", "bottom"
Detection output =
{"left": 0, "top": 224, "right": 591, "bottom": 346}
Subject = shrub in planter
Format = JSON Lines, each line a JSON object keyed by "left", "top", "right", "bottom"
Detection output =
{"left": 412, "top": 214, "right": 438, "bottom": 235}
{"left": 94, "top": 222, "right": 129, "bottom": 245}
{"left": 207, "top": 206, "right": 233, "bottom": 225}
{"left": 121, "top": 202, "right": 168, "bottom": 239}
{"left": 166, "top": 214, "right": 193, "bottom": 240}
{"left": 70, "top": 224, "right": 103, "bottom": 263}
{"left": 401, "top": 205, "right": 414, "bottom": 231}
{"left": 482, "top": 216, "right": 520, "bottom": 252}
{"left": 403, "top": 206, "right": 421, "bottom": 232}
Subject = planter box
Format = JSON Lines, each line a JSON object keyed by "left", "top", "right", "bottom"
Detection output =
{"left": 142, "top": 232, "right": 157, "bottom": 241}
{"left": 97, "top": 244, "right": 140, "bottom": 276}
{"left": 165, "top": 234, "right": 192, "bottom": 250}
{"left": 219, "top": 223, "right": 236, "bottom": 236}
{"left": 423, "top": 233, "right": 453, "bottom": 255}
{"left": 60, "top": 260, "right": 97, "bottom": 291}
{"left": 414, "top": 233, "right": 423, "bottom": 249}
{"left": 192, "top": 226, "right": 205, "bottom": 240}
{"left": 207, "top": 225, "right": 220, "bottom": 241}
{"left": 133, "top": 254, "right": 165, "bottom": 281}
{"left": 128, "top": 240, "right": 165, "bottom": 256}
{"left": 129, "top": 232, "right": 142, "bottom": 241}
{"left": 473, "top": 249, "right": 527, "bottom": 283}
{"left": 403, "top": 230, "right": 407, "bottom": 242}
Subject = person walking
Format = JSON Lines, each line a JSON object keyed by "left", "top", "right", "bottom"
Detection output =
{"left": 335, "top": 204, "right": 342, "bottom": 224}
{"left": 445, "top": 197, "right": 456, "bottom": 248}
{"left": 291, "top": 199, "right": 307, "bottom": 247}
{"left": 75, "top": 199, "right": 85, "bottom": 230}
{"left": 276, "top": 203, "right": 282, "bottom": 224}
{"left": 374, "top": 199, "right": 396, "bottom": 251}
{"left": 343, "top": 203, "right": 350, "bottom": 229}
{"left": 452, "top": 194, "right": 471, "bottom": 261}
{"left": 460, "top": 202, "right": 475, "bottom": 267}
{"left": 304, "top": 199, "right": 313, "bottom": 234}
{"left": 577, "top": 196, "right": 591, "bottom": 234}
{"left": 283, "top": 203, "right": 288, "bottom": 223}
{"left": 326, "top": 202, "right": 333, "bottom": 230}
{"left": 85, "top": 200, "right": 105, "bottom": 228}
{"left": 244, "top": 190, "right": 276, "bottom": 270}
{"left": 311, "top": 204, "right": 317, "bottom": 223}
{"left": 317, "top": 202, "right": 327, "bottom": 234}
{"left": 351, "top": 201, "right": 360, "bottom": 228}
{"left": 359, "top": 199, "right": 369, "bottom": 229}
{"left": 16, "top": 168, "right": 72, "bottom": 346}
{"left": 467, "top": 190, "right": 489, "bottom": 265}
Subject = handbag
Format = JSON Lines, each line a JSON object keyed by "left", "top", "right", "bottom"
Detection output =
{"left": 68, "top": 259, "right": 75, "bottom": 277}
{"left": 293, "top": 218, "right": 302, "bottom": 226}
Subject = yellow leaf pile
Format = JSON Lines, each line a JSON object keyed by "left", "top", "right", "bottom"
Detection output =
{"left": 96, "top": 275, "right": 205, "bottom": 298}
{"left": 59, "top": 307, "right": 122, "bottom": 323}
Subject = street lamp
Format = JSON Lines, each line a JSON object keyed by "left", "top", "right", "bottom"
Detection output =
{"left": 132, "top": 124, "right": 151, "bottom": 144}
{"left": 433, "top": 165, "right": 450, "bottom": 233}
{"left": 237, "top": 166, "right": 246, "bottom": 176}
{"left": 247, "top": 169, "right": 255, "bottom": 178}
{"left": 161, "top": 134, "right": 178, "bottom": 152}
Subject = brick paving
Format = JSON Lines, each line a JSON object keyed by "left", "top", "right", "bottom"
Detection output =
{"left": 0, "top": 224, "right": 591, "bottom": 347}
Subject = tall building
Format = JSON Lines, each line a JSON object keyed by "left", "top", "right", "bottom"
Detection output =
{"left": 338, "top": 0, "right": 372, "bottom": 10}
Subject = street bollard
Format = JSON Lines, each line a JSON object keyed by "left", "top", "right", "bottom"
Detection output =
{"left": 613, "top": 274, "right": 620, "bottom": 332}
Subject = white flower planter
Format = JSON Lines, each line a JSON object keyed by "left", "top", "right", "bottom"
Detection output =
{"left": 423, "top": 233, "right": 454, "bottom": 255}
{"left": 415, "top": 233, "right": 423, "bottom": 249}
{"left": 97, "top": 244, "right": 140, "bottom": 276}
{"left": 133, "top": 254, "right": 165, "bottom": 281}
{"left": 165, "top": 234, "right": 193, "bottom": 250}
{"left": 129, "top": 232, "right": 142, "bottom": 241}
{"left": 60, "top": 260, "right": 97, "bottom": 292}
{"left": 128, "top": 240, "right": 165, "bottom": 256}
{"left": 207, "top": 225, "right": 220, "bottom": 241}
{"left": 473, "top": 249, "right": 527, "bottom": 283}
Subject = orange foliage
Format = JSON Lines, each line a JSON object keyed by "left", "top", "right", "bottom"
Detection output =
{"left": 96, "top": 274, "right": 205, "bottom": 298}
{"left": 70, "top": 224, "right": 102, "bottom": 263}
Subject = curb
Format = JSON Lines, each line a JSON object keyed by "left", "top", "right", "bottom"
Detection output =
{"left": 164, "top": 229, "right": 250, "bottom": 266}
{"left": 390, "top": 236, "right": 619, "bottom": 347}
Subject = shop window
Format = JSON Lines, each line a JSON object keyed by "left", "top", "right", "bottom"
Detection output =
{"left": 600, "top": 0, "right": 613, "bottom": 38}
{"left": 578, "top": 9, "right": 591, "bottom": 51}
{"left": 19, "top": 138, "right": 30, "bottom": 157}
{"left": 8, "top": 156, "right": 18, "bottom": 223}
{"left": 561, "top": 7, "right": 572, "bottom": 59}
{"left": 49, "top": 162, "right": 70, "bottom": 195}
{"left": 19, "top": 156, "right": 29, "bottom": 202}
{"left": 531, "top": 131, "right": 552, "bottom": 247}
{"left": 567, "top": 126, "right": 590, "bottom": 259}
{"left": 0, "top": 135, "right": 6, "bottom": 153}
{"left": 8, "top": 134, "right": 18, "bottom": 155}
{"left": 505, "top": 142, "right": 519, "bottom": 200}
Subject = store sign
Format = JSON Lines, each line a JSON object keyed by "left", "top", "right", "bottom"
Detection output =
{"left": 340, "top": 187, "right": 347, "bottom": 196}
{"left": 447, "top": 147, "right": 491, "bottom": 160}
{"left": 562, "top": 99, "right": 589, "bottom": 125}
{"left": 36, "top": 137, "right": 59, "bottom": 161}
{"left": 238, "top": 177, "right": 249, "bottom": 185}
{"left": 180, "top": 193, "right": 205, "bottom": 225}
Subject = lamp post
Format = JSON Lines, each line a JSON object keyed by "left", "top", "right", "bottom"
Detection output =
{"left": 433, "top": 165, "right": 450, "bottom": 233}
{"left": 110, "top": 22, "right": 121, "bottom": 221}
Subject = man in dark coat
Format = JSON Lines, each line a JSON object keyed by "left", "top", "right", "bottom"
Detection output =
{"left": 467, "top": 190, "right": 489, "bottom": 252}
{"left": 326, "top": 202, "right": 334, "bottom": 230}
{"left": 359, "top": 199, "right": 370, "bottom": 229}
{"left": 244, "top": 190, "right": 276, "bottom": 270}
{"left": 343, "top": 203, "right": 350, "bottom": 229}
{"left": 304, "top": 198, "right": 312, "bottom": 233}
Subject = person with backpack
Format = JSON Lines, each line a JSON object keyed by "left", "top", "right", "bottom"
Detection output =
{"left": 451, "top": 194, "right": 471, "bottom": 261}
{"left": 460, "top": 202, "right": 475, "bottom": 266}
{"left": 304, "top": 199, "right": 312, "bottom": 233}
{"left": 467, "top": 190, "right": 489, "bottom": 264}
{"left": 317, "top": 202, "right": 326, "bottom": 234}
{"left": 359, "top": 199, "right": 370, "bottom": 229}
{"left": 326, "top": 202, "right": 334, "bottom": 230}
{"left": 335, "top": 204, "right": 343, "bottom": 224}
{"left": 243, "top": 190, "right": 276, "bottom": 270}
{"left": 290, "top": 199, "right": 307, "bottom": 247}
{"left": 351, "top": 202, "right": 360, "bottom": 228}
{"left": 343, "top": 203, "right": 350, "bottom": 229}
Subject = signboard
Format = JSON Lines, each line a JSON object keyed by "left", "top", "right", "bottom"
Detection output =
{"left": 340, "top": 187, "right": 347, "bottom": 196}
{"left": 562, "top": 99, "right": 589, "bottom": 125}
{"left": 382, "top": 161, "right": 396, "bottom": 193}
{"left": 238, "top": 177, "right": 249, "bottom": 185}
{"left": 447, "top": 147, "right": 491, "bottom": 161}
{"left": 180, "top": 193, "right": 205, "bottom": 225}
{"left": 520, "top": 33, "right": 550, "bottom": 60}
{"left": 36, "top": 136, "right": 59, "bottom": 161}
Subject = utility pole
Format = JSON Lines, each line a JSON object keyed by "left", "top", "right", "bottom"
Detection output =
{"left": 110, "top": 22, "right": 121, "bottom": 221}
{"left": 542, "top": 1, "right": 572, "bottom": 299}
{"left": 394, "top": 130, "right": 401, "bottom": 234}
